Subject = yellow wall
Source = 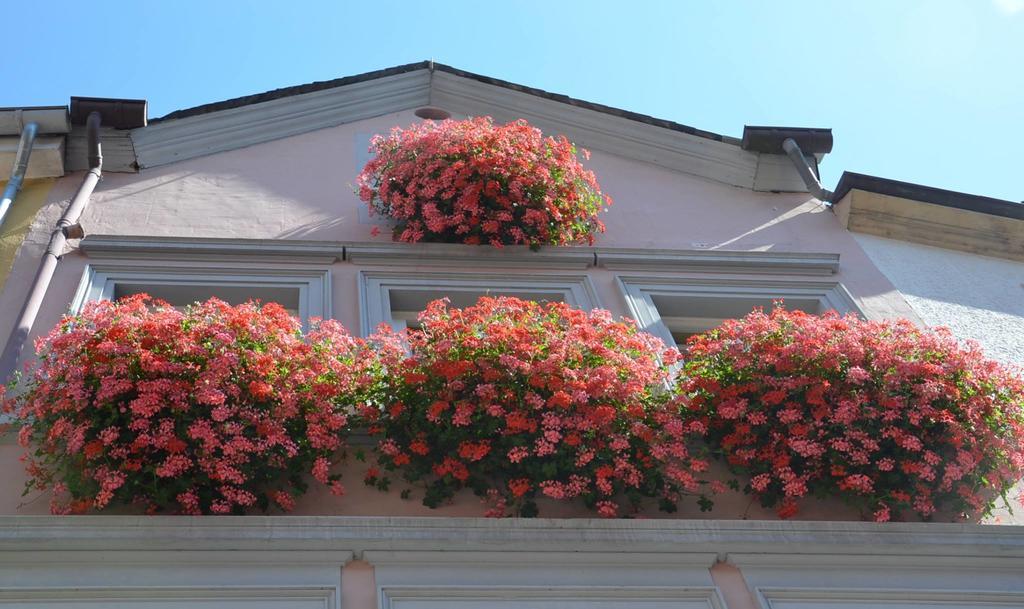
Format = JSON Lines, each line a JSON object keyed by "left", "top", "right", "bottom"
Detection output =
{"left": 0, "top": 178, "right": 55, "bottom": 291}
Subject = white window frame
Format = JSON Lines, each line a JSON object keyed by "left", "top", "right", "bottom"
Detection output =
{"left": 358, "top": 271, "right": 600, "bottom": 335}
{"left": 617, "top": 276, "right": 861, "bottom": 348}
{"left": 71, "top": 264, "right": 332, "bottom": 326}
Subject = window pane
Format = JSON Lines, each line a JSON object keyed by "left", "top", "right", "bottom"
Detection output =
{"left": 112, "top": 283, "right": 301, "bottom": 317}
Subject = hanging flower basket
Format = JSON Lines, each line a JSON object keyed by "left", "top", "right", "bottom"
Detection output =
{"left": 1, "top": 296, "right": 384, "bottom": 515}
{"left": 681, "top": 306, "right": 1024, "bottom": 522}
{"left": 357, "top": 117, "right": 611, "bottom": 249}
{"left": 359, "top": 296, "right": 713, "bottom": 518}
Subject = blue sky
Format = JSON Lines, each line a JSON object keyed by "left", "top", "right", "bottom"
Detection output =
{"left": 6, "top": 1, "right": 1022, "bottom": 201}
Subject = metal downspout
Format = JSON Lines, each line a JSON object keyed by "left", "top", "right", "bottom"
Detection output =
{"left": 0, "top": 112, "right": 102, "bottom": 383}
{"left": 0, "top": 122, "right": 40, "bottom": 230}
{"left": 781, "top": 137, "right": 834, "bottom": 203}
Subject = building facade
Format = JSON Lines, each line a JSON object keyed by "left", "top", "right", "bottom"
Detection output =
{"left": 0, "top": 63, "right": 1022, "bottom": 608}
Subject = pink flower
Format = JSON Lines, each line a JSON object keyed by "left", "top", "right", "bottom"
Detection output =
{"left": 356, "top": 117, "right": 611, "bottom": 248}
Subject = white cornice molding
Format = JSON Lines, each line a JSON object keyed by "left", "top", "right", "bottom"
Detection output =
{"left": 363, "top": 550, "right": 719, "bottom": 567}
{"left": 757, "top": 587, "right": 1024, "bottom": 607}
{"left": 345, "top": 241, "right": 595, "bottom": 269}
{"left": 79, "top": 235, "right": 343, "bottom": 264}
{"left": 0, "top": 587, "right": 338, "bottom": 607}
{"left": 81, "top": 236, "right": 845, "bottom": 277}
{"left": 1, "top": 516, "right": 1022, "bottom": 559}
{"left": 380, "top": 586, "right": 725, "bottom": 609}
{"left": 130, "top": 70, "right": 431, "bottom": 169}
{"left": 728, "top": 552, "right": 1024, "bottom": 571}
{"left": 596, "top": 248, "right": 840, "bottom": 275}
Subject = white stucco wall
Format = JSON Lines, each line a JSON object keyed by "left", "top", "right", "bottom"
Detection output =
{"left": 854, "top": 233, "right": 1024, "bottom": 367}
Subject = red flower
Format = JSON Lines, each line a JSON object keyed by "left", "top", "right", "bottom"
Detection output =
{"left": 683, "top": 305, "right": 1024, "bottom": 521}
{"left": 356, "top": 117, "right": 611, "bottom": 248}
{"left": 508, "top": 478, "right": 531, "bottom": 498}
{"left": 364, "top": 296, "right": 711, "bottom": 517}
{"left": 1, "top": 295, "right": 392, "bottom": 515}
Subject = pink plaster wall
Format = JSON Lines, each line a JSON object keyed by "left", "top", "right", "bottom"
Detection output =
{"left": 340, "top": 560, "right": 377, "bottom": 609}
{"left": 0, "top": 111, "right": 922, "bottom": 519}
{"left": 710, "top": 563, "right": 761, "bottom": 609}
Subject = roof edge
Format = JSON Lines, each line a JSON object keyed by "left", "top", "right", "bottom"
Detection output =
{"left": 429, "top": 63, "right": 729, "bottom": 143}
{"left": 151, "top": 60, "right": 737, "bottom": 145}
{"left": 834, "top": 171, "right": 1023, "bottom": 221}
{"left": 153, "top": 61, "right": 433, "bottom": 123}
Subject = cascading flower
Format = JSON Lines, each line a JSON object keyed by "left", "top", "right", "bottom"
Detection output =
{"left": 1, "top": 295, "right": 386, "bottom": 515}
{"left": 681, "top": 305, "right": 1024, "bottom": 522}
{"left": 356, "top": 116, "right": 611, "bottom": 249}
{"left": 361, "top": 296, "right": 712, "bottom": 517}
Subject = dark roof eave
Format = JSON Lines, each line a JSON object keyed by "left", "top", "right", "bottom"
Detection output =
{"left": 153, "top": 61, "right": 433, "bottom": 123}
{"left": 833, "top": 171, "right": 1024, "bottom": 221}
{"left": 150, "top": 61, "right": 729, "bottom": 144}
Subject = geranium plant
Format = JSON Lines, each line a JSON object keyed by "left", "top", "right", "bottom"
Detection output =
{"left": 682, "top": 306, "right": 1024, "bottom": 522}
{"left": 356, "top": 116, "right": 611, "bottom": 249}
{"left": 1, "top": 295, "right": 383, "bottom": 515}
{"left": 360, "top": 296, "right": 713, "bottom": 518}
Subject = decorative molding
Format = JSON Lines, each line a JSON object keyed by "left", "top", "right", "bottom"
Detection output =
{"left": 728, "top": 552, "right": 1024, "bottom": 571}
{"left": 345, "top": 241, "right": 595, "bottom": 269}
{"left": 756, "top": 586, "right": 1024, "bottom": 608}
{"left": 79, "top": 235, "right": 343, "bottom": 264}
{"left": 1, "top": 516, "right": 1023, "bottom": 558}
{"left": 363, "top": 550, "right": 718, "bottom": 568}
{"left": 79, "top": 236, "right": 846, "bottom": 278}
{"left": 131, "top": 70, "right": 431, "bottom": 169}
{"left": 0, "top": 586, "right": 336, "bottom": 609}
{"left": 616, "top": 275, "right": 861, "bottom": 347}
{"left": 0, "top": 549, "right": 354, "bottom": 566}
{"left": 380, "top": 586, "right": 724, "bottom": 609}
{"left": 596, "top": 249, "right": 839, "bottom": 275}
{"left": 70, "top": 264, "right": 332, "bottom": 324}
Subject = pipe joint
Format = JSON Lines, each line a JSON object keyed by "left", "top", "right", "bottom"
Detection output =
{"left": 782, "top": 137, "right": 834, "bottom": 203}
{"left": 62, "top": 223, "right": 86, "bottom": 240}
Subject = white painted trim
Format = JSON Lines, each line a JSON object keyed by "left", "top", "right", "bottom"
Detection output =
{"left": 727, "top": 552, "right": 1024, "bottom": 570}
{"left": 79, "top": 236, "right": 846, "bottom": 277}
{"left": 71, "top": 264, "right": 332, "bottom": 325}
{"left": 1, "top": 517, "right": 1022, "bottom": 558}
{"left": 80, "top": 235, "right": 343, "bottom": 264}
{"left": 0, "top": 550, "right": 355, "bottom": 566}
{"left": 131, "top": 70, "right": 431, "bottom": 168}
{"left": 358, "top": 270, "right": 600, "bottom": 335}
{"left": 596, "top": 249, "right": 839, "bottom": 275}
{"left": 617, "top": 275, "right": 862, "bottom": 347}
{"left": 756, "top": 586, "right": 1024, "bottom": 608}
{"left": 0, "top": 586, "right": 337, "bottom": 608}
{"left": 380, "top": 585, "right": 724, "bottom": 609}
{"left": 363, "top": 550, "right": 719, "bottom": 567}
{"left": 346, "top": 241, "right": 594, "bottom": 269}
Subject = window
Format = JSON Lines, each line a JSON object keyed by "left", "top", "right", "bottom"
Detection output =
{"left": 359, "top": 271, "right": 600, "bottom": 334}
{"left": 72, "top": 265, "right": 331, "bottom": 326}
{"left": 617, "top": 276, "right": 860, "bottom": 348}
